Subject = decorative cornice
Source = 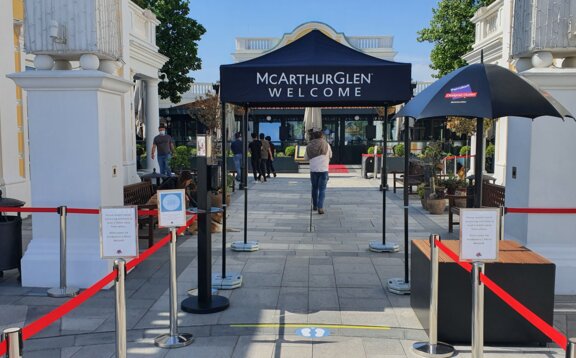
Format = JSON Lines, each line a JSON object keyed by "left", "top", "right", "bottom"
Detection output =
{"left": 7, "top": 70, "right": 134, "bottom": 94}
{"left": 129, "top": 36, "right": 168, "bottom": 69}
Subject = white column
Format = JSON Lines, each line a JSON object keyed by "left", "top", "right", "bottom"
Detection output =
{"left": 145, "top": 79, "right": 160, "bottom": 172}
{"left": 9, "top": 69, "right": 133, "bottom": 288}
{"left": 504, "top": 68, "right": 576, "bottom": 294}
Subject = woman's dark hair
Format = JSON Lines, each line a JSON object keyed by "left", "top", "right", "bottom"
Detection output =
{"left": 177, "top": 170, "right": 194, "bottom": 189}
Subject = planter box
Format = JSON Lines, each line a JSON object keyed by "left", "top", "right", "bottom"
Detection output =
{"left": 271, "top": 157, "right": 299, "bottom": 173}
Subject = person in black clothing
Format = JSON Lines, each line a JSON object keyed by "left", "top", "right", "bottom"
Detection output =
{"left": 265, "top": 135, "right": 277, "bottom": 178}
{"left": 230, "top": 132, "right": 243, "bottom": 182}
{"left": 248, "top": 133, "right": 265, "bottom": 182}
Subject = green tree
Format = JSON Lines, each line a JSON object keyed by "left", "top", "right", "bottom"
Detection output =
{"left": 133, "top": 0, "right": 206, "bottom": 103}
{"left": 417, "top": 0, "right": 494, "bottom": 77}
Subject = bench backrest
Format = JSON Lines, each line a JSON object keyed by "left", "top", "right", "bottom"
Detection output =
{"left": 482, "top": 182, "right": 505, "bottom": 207}
{"left": 124, "top": 181, "right": 154, "bottom": 205}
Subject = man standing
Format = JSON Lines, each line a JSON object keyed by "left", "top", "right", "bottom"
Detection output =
{"left": 248, "top": 133, "right": 263, "bottom": 182}
{"left": 231, "top": 132, "right": 243, "bottom": 183}
{"left": 305, "top": 130, "right": 332, "bottom": 214}
{"left": 151, "top": 123, "right": 175, "bottom": 176}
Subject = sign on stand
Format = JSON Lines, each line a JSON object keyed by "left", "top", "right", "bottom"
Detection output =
{"left": 158, "top": 189, "right": 187, "bottom": 228}
{"left": 100, "top": 206, "right": 138, "bottom": 259}
{"left": 459, "top": 208, "right": 500, "bottom": 262}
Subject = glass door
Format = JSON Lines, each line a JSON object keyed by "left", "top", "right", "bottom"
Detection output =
{"left": 323, "top": 121, "right": 341, "bottom": 164}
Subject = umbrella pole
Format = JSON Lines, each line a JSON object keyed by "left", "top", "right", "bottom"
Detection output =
{"left": 387, "top": 116, "right": 411, "bottom": 295}
{"left": 403, "top": 117, "right": 410, "bottom": 283}
{"left": 474, "top": 118, "right": 484, "bottom": 208}
{"left": 221, "top": 104, "right": 227, "bottom": 278}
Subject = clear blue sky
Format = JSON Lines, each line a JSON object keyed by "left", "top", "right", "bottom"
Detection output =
{"left": 188, "top": 0, "right": 439, "bottom": 84}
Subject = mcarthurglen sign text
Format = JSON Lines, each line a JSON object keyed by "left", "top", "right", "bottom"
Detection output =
{"left": 256, "top": 71, "right": 373, "bottom": 99}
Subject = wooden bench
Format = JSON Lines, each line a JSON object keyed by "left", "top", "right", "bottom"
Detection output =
{"left": 123, "top": 181, "right": 157, "bottom": 248}
{"left": 448, "top": 182, "right": 505, "bottom": 232}
{"left": 393, "top": 160, "right": 425, "bottom": 194}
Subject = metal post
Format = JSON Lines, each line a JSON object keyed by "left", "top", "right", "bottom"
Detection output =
{"left": 114, "top": 259, "right": 127, "bottom": 358}
{"left": 412, "top": 235, "right": 454, "bottom": 357}
{"left": 474, "top": 118, "right": 484, "bottom": 208}
{"left": 471, "top": 262, "right": 485, "bottom": 358}
{"left": 231, "top": 106, "right": 259, "bottom": 252}
{"left": 567, "top": 338, "right": 576, "bottom": 358}
{"left": 221, "top": 104, "right": 227, "bottom": 280}
{"left": 373, "top": 145, "right": 379, "bottom": 179}
{"left": 2, "top": 328, "right": 22, "bottom": 358}
{"left": 212, "top": 103, "right": 242, "bottom": 290}
{"left": 155, "top": 228, "right": 193, "bottom": 348}
{"left": 181, "top": 154, "right": 229, "bottom": 313}
{"left": 47, "top": 206, "right": 79, "bottom": 298}
{"left": 387, "top": 115, "right": 411, "bottom": 294}
{"left": 369, "top": 107, "right": 399, "bottom": 253}
{"left": 309, "top": 198, "right": 313, "bottom": 232}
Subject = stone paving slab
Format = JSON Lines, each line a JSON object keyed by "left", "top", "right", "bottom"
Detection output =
{"left": 0, "top": 172, "right": 573, "bottom": 357}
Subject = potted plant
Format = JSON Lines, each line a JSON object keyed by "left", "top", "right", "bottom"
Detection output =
{"left": 170, "top": 145, "right": 194, "bottom": 174}
{"left": 427, "top": 187, "right": 447, "bottom": 214}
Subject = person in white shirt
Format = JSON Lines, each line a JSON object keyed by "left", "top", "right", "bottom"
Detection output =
{"left": 304, "top": 130, "right": 332, "bottom": 214}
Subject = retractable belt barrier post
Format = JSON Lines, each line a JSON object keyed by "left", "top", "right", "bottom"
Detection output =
{"left": 471, "top": 262, "right": 485, "bottom": 358}
{"left": 2, "top": 328, "right": 22, "bottom": 358}
{"left": 568, "top": 338, "right": 576, "bottom": 358}
{"left": 412, "top": 235, "right": 455, "bottom": 358}
{"left": 47, "top": 206, "right": 79, "bottom": 298}
{"left": 114, "top": 259, "right": 127, "bottom": 358}
{"left": 154, "top": 228, "right": 193, "bottom": 348}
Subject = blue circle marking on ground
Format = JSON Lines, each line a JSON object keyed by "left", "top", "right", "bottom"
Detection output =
{"left": 295, "top": 327, "right": 330, "bottom": 338}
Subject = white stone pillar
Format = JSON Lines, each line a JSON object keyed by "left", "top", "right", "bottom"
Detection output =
{"left": 145, "top": 79, "right": 160, "bottom": 172}
{"left": 504, "top": 68, "right": 576, "bottom": 294}
{"left": 9, "top": 69, "right": 133, "bottom": 288}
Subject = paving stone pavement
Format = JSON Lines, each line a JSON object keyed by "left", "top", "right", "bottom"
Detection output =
{"left": 0, "top": 168, "right": 574, "bottom": 357}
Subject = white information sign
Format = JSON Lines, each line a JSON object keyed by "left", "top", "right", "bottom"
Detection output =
{"left": 460, "top": 208, "right": 500, "bottom": 262}
{"left": 197, "top": 136, "right": 206, "bottom": 157}
{"left": 100, "top": 206, "right": 138, "bottom": 259}
{"left": 158, "top": 189, "right": 186, "bottom": 228}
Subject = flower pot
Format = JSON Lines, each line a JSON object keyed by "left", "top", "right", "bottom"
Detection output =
{"left": 454, "top": 188, "right": 468, "bottom": 208}
{"left": 427, "top": 198, "right": 446, "bottom": 214}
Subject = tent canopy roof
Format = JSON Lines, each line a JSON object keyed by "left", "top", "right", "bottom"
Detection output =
{"left": 220, "top": 30, "right": 412, "bottom": 107}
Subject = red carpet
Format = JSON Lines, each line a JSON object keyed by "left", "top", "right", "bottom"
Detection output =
{"left": 329, "top": 164, "right": 349, "bottom": 173}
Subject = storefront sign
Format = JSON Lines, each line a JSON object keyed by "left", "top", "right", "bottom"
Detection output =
{"left": 460, "top": 208, "right": 500, "bottom": 262}
{"left": 158, "top": 189, "right": 186, "bottom": 228}
{"left": 100, "top": 206, "right": 138, "bottom": 259}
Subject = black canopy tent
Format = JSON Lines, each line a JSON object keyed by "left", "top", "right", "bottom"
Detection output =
{"left": 218, "top": 30, "right": 412, "bottom": 284}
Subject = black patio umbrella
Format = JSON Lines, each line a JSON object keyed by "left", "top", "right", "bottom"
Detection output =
{"left": 391, "top": 63, "right": 572, "bottom": 291}
{"left": 397, "top": 63, "right": 573, "bottom": 208}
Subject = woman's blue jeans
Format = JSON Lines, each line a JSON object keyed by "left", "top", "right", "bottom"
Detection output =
{"left": 310, "top": 171, "right": 329, "bottom": 209}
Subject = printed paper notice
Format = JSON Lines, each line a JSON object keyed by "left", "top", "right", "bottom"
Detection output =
{"left": 100, "top": 206, "right": 138, "bottom": 259}
{"left": 460, "top": 208, "right": 500, "bottom": 262}
{"left": 197, "top": 136, "right": 206, "bottom": 157}
{"left": 158, "top": 189, "right": 186, "bottom": 228}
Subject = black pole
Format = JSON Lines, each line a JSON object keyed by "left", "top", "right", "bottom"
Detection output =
{"left": 243, "top": 106, "right": 249, "bottom": 244}
{"left": 220, "top": 104, "right": 227, "bottom": 279}
{"left": 474, "top": 118, "right": 484, "bottom": 208}
{"left": 180, "top": 146, "right": 229, "bottom": 313}
{"left": 403, "top": 116, "right": 411, "bottom": 283}
{"left": 197, "top": 154, "right": 211, "bottom": 305}
{"left": 382, "top": 106, "right": 388, "bottom": 245}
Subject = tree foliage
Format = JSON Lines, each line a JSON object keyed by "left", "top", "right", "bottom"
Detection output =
{"left": 417, "top": 0, "right": 494, "bottom": 77}
{"left": 187, "top": 93, "right": 221, "bottom": 133}
{"left": 133, "top": 0, "right": 206, "bottom": 103}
